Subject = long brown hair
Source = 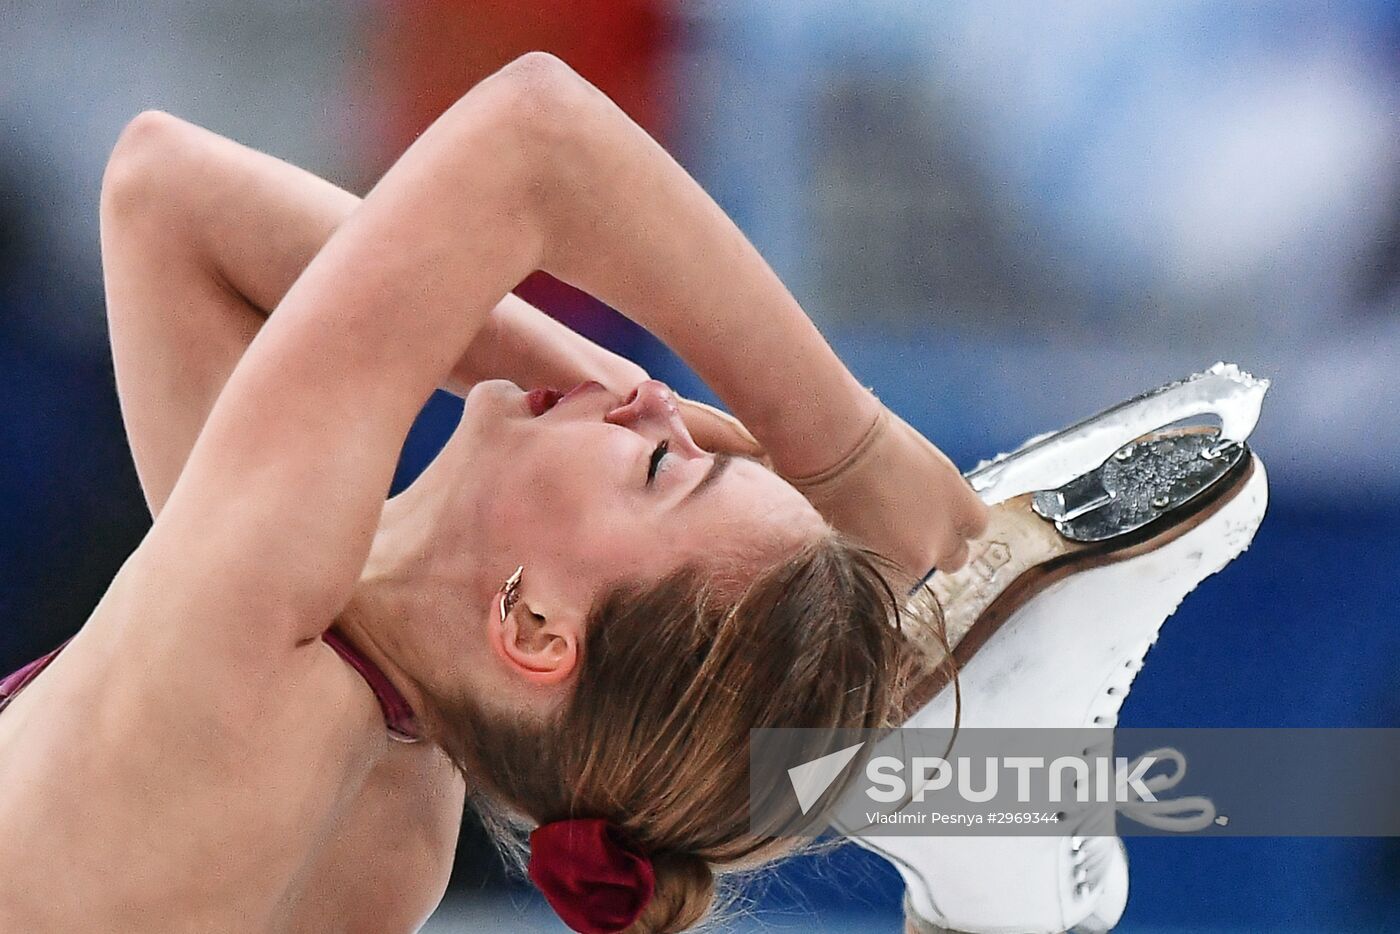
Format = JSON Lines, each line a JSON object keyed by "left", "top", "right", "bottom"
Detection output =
{"left": 436, "top": 530, "right": 927, "bottom": 932}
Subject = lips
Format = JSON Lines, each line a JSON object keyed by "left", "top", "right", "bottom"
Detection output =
{"left": 525, "top": 381, "right": 603, "bottom": 417}
{"left": 525, "top": 387, "right": 565, "bottom": 416}
{"left": 562, "top": 380, "right": 604, "bottom": 403}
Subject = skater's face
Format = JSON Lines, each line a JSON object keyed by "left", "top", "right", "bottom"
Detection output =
{"left": 414, "top": 377, "right": 825, "bottom": 693}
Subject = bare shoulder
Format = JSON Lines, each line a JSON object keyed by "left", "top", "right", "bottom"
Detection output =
{"left": 0, "top": 545, "right": 376, "bottom": 765}
{"left": 109, "top": 510, "right": 335, "bottom": 679}
{"left": 7, "top": 597, "right": 372, "bottom": 755}
{"left": 0, "top": 570, "right": 389, "bottom": 928}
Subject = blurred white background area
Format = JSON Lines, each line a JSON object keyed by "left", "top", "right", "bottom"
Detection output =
{"left": 671, "top": 0, "right": 1399, "bottom": 496}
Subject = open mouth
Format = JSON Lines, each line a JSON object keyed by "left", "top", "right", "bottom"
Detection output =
{"left": 525, "top": 380, "right": 604, "bottom": 417}
{"left": 525, "top": 387, "right": 565, "bottom": 417}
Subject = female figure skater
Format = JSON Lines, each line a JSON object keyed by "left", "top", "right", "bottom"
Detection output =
{"left": 0, "top": 52, "right": 989, "bottom": 933}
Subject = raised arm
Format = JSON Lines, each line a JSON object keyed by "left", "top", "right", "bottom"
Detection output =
{"left": 518, "top": 57, "right": 873, "bottom": 477}
{"left": 102, "top": 109, "right": 760, "bottom": 523}
{"left": 119, "top": 50, "right": 975, "bottom": 654}
{"left": 513, "top": 54, "right": 989, "bottom": 576}
{"left": 122, "top": 57, "right": 568, "bottom": 643}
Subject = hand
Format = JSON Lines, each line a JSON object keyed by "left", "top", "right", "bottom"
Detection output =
{"left": 676, "top": 397, "right": 770, "bottom": 465}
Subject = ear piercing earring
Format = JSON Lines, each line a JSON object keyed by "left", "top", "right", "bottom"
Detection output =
{"left": 498, "top": 565, "right": 524, "bottom": 623}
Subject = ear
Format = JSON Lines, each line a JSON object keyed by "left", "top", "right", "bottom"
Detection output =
{"left": 487, "top": 598, "right": 581, "bottom": 686}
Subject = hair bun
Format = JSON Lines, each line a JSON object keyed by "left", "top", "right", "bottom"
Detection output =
{"left": 634, "top": 850, "right": 715, "bottom": 933}
{"left": 528, "top": 819, "right": 655, "bottom": 934}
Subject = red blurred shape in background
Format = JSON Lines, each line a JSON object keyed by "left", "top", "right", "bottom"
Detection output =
{"left": 369, "top": 0, "right": 678, "bottom": 348}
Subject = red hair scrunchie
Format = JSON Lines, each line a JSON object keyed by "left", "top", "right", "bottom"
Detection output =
{"left": 528, "top": 818, "right": 656, "bottom": 934}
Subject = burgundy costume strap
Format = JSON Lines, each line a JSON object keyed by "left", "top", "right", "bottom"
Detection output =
{"left": 1, "top": 633, "right": 421, "bottom": 745}
{"left": 0, "top": 638, "right": 72, "bottom": 715}
{"left": 322, "top": 627, "right": 422, "bottom": 743}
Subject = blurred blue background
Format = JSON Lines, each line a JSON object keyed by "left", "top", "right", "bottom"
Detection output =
{"left": 2, "top": 1, "right": 1397, "bottom": 930}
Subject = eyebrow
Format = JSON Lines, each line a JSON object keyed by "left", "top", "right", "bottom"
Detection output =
{"left": 680, "top": 451, "right": 747, "bottom": 504}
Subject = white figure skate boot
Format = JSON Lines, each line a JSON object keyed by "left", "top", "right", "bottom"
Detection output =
{"left": 849, "top": 363, "right": 1271, "bottom": 934}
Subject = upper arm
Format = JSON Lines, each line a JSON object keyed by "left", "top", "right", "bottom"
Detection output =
{"left": 504, "top": 55, "right": 888, "bottom": 480}
{"left": 132, "top": 59, "right": 556, "bottom": 642}
{"left": 101, "top": 113, "right": 275, "bottom": 519}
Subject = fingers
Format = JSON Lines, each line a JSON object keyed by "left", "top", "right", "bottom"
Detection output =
{"left": 676, "top": 397, "right": 770, "bottom": 464}
{"left": 937, "top": 539, "right": 972, "bottom": 573}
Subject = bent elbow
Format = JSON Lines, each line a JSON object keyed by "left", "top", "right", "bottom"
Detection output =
{"left": 100, "top": 110, "right": 190, "bottom": 223}
{"left": 495, "top": 51, "right": 588, "bottom": 112}
{"left": 481, "top": 51, "right": 596, "bottom": 155}
{"left": 426, "top": 52, "right": 594, "bottom": 234}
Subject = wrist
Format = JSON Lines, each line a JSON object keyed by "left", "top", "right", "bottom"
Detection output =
{"left": 776, "top": 399, "right": 888, "bottom": 488}
{"left": 761, "top": 382, "right": 886, "bottom": 481}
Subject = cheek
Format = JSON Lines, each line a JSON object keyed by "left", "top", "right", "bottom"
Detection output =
{"left": 531, "top": 476, "right": 655, "bottom": 583}
{"left": 481, "top": 423, "right": 652, "bottom": 568}
{"left": 495, "top": 454, "right": 612, "bottom": 555}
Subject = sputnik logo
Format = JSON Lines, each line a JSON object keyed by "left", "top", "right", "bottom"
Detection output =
{"left": 788, "top": 742, "right": 866, "bottom": 815}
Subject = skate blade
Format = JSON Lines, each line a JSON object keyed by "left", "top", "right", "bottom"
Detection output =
{"left": 966, "top": 362, "right": 1268, "bottom": 506}
{"left": 902, "top": 426, "right": 1257, "bottom": 712}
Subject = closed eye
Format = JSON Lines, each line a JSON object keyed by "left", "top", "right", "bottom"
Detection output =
{"left": 646, "top": 440, "right": 670, "bottom": 486}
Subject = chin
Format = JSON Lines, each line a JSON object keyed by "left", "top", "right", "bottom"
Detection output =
{"left": 464, "top": 378, "right": 524, "bottom": 409}
{"left": 459, "top": 379, "right": 528, "bottom": 433}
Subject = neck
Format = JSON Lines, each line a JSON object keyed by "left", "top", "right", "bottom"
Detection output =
{"left": 333, "top": 586, "right": 430, "bottom": 737}
{"left": 333, "top": 494, "right": 492, "bottom": 744}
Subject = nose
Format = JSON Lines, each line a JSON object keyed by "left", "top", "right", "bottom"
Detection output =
{"left": 605, "top": 380, "right": 702, "bottom": 451}
{"left": 605, "top": 380, "right": 676, "bottom": 428}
